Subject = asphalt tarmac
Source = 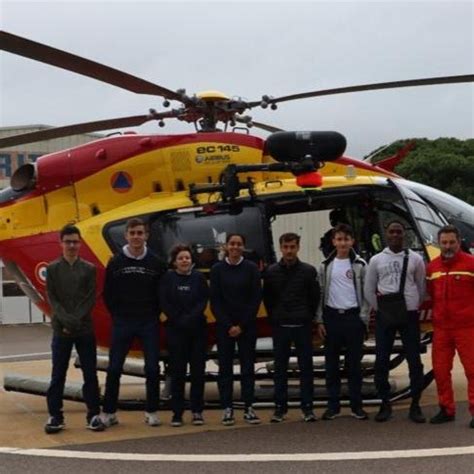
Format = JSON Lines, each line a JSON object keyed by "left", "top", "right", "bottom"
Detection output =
{"left": 1, "top": 324, "right": 473, "bottom": 474}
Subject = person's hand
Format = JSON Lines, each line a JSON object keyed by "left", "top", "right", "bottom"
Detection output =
{"left": 228, "top": 325, "right": 242, "bottom": 338}
{"left": 317, "top": 323, "right": 326, "bottom": 339}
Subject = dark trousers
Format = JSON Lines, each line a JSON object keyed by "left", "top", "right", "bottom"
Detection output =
{"left": 323, "top": 307, "right": 365, "bottom": 411}
{"left": 374, "top": 310, "right": 424, "bottom": 402}
{"left": 217, "top": 324, "right": 256, "bottom": 408}
{"left": 47, "top": 333, "right": 100, "bottom": 421}
{"left": 272, "top": 323, "right": 314, "bottom": 410}
{"left": 167, "top": 325, "right": 207, "bottom": 416}
{"left": 103, "top": 318, "right": 160, "bottom": 413}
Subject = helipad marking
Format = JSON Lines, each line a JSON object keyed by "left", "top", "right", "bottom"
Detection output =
{"left": 1, "top": 445, "right": 474, "bottom": 462}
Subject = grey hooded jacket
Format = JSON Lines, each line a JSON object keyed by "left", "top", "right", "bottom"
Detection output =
{"left": 316, "top": 249, "right": 370, "bottom": 325}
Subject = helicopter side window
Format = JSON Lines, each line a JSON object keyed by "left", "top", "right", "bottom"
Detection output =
{"left": 148, "top": 206, "right": 268, "bottom": 270}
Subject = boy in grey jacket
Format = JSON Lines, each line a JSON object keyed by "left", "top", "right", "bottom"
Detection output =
{"left": 317, "top": 224, "right": 369, "bottom": 420}
{"left": 364, "top": 220, "right": 426, "bottom": 423}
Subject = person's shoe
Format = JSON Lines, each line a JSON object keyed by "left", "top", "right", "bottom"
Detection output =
{"left": 469, "top": 417, "right": 474, "bottom": 429}
{"left": 322, "top": 407, "right": 340, "bottom": 420}
{"left": 44, "top": 416, "right": 65, "bottom": 434}
{"left": 351, "top": 407, "right": 369, "bottom": 420}
{"left": 87, "top": 415, "right": 106, "bottom": 431}
{"left": 221, "top": 407, "right": 235, "bottom": 426}
{"left": 243, "top": 406, "right": 261, "bottom": 425}
{"left": 375, "top": 401, "right": 392, "bottom": 422}
{"left": 170, "top": 414, "right": 183, "bottom": 427}
{"left": 302, "top": 409, "right": 317, "bottom": 422}
{"left": 101, "top": 412, "right": 119, "bottom": 427}
{"left": 430, "top": 407, "right": 455, "bottom": 424}
{"left": 192, "top": 412, "right": 204, "bottom": 426}
{"left": 270, "top": 407, "right": 286, "bottom": 423}
{"left": 409, "top": 403, "right": 426, "bottom": 423}
{"left": 144, "top": 411, "right": 162, "bottom": 427}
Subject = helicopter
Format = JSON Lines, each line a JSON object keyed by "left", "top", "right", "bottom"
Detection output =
{"left": 0, "top": 30, "right": 473, "bottom": 404}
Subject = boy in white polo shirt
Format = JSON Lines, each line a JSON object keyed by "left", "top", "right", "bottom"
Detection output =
{"left": 317, "top": 224, "right": 369, "bottom": 420}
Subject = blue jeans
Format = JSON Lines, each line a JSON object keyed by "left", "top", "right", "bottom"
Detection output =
{"left": 272, "top": 323, "right": 314, "bottom": 410}
{"left": 103, "top": 318, "right": 160, "bottom": 413}
{"left": 323, "top": 307, "right": 365, "bottom": 411}
{"left": 216, "top": 324, "right": 256, "bottom": 408}
{"left": 47, "top": 333, "right": 100, "bottom": 421}
{"left": 167, "top": 325, "right": 207, "bottom": 416}
{"left": 374, "top": 310, "right": 424, "bottom": 402}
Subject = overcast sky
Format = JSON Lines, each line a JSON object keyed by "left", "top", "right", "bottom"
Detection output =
{"left": 0, "top": 0, "right": 472, "bottom": 158}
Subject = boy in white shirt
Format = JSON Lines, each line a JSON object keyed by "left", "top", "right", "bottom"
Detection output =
{"left": 317, "top": 224, "right": 369, "bottom": 420}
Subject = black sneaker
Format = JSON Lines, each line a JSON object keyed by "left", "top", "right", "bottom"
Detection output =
{"left": 375, "top": 401, "right": 392, "bottom": 422}
{"left": 409, "top": 404, "right": 426, "bottom": 423}
{"left": 430, "top": 407, "right": 455, "bottom": 424}
{"left": 470, "top": 417, "right": 474, "bottom": 429}
{"left": 192, "top": 412, "right": 204, "bottom": 426}
{"left": 351, "top": 407, "right": 369, "bottom": 420}
{"left": 322, "top": 408, "right": 340, "bottom": 420}
{"left": 44, "top": 416, "right": 65, "bottom": 434}
{"left": 270, "top": 407, "right": 286, "bottom": 423}
{"left": 86, "top": 415, "right": 106, "bottom": 431}
{"left": 170, "top": 414, "right": 183, "bottom": 427}
{"left": 243, "top": 406, "right": 261, "bottom": 425}
{"left": 302, "top": 410, "right": 317, "bottom": 422}
{"left": 221, "top": 407, "right": 235, "bottom": 426}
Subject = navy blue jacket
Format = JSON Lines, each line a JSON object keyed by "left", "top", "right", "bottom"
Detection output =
{"left": 159, "top": 269, "right": 209, "bottom": 329}
{"left": 210, "top": 259, "right": 262, "bottom": 330}
{"left": 104, "top": 250, "right": 166, "bottom": 320}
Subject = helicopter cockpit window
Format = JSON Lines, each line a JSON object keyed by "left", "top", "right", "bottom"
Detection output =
{"left": 148, "top": 206, "right": 267, "bottom": 269}
{"left": 397, "top": 185, "right": 446, "bottom": 246}
{"left": 377, "top": 211, "right": 421, "bottom": 251}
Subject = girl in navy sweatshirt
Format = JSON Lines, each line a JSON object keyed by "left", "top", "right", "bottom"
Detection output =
{"left": 160, "top": 244, "right": 209, "bottom": 427}
{"left": 210, "top": 233, "right": 262, "bottom": 426}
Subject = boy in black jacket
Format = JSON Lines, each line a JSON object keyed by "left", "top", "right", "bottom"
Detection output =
{"left": 263, "top": 232, "right": 320, "bottom": 422}
{"left": 102, "top": 218, "right": 166, "bottom": 427}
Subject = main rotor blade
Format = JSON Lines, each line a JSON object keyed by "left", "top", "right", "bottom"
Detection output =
{"left": 0, "top": 112, "right": 175, "bottom": 148}
{"left": 249, "top": 74, "right": 474, "bottom": 106}
{"left": 234, "top": 116, "right": 283, "bottom": 133}
{"left": 0, "top": 31, "right": 182, "bottom": 101}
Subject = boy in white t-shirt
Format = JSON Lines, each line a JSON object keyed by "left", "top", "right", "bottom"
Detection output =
{"left": 317, "top": 224, "right": 369, "bottom": 420}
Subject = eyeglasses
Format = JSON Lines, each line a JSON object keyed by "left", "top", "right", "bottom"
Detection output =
{"left": 62, "top": 240, "right": 81, "bottom": 245}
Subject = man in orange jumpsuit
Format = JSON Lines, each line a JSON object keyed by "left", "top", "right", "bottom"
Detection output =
{"left": 427, "top": 225, "right": 474, "bottom": 427}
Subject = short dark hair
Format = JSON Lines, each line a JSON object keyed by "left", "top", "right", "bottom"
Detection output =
{"left": 60, "top": 224, "right": 81, "bottom": 240}
{"left": 169, "top": 243, "right": 193, "bottom": 265}
{"left": 279, "top": 232, "right": 301, "bottom": 245}
{"left": 226, "top": 233, "right": 246, "bottom": 245}
{"left": 438, "top": 224, "right": 460, "bottom": 241}
{"left": 125, "top": 217, "right": 148, "bottom": 232}
{"left": 332, "top": 223, "right": 354, "bottom": 239}
{"left": 385, "top": 219, "right": 405, "bottom": 230}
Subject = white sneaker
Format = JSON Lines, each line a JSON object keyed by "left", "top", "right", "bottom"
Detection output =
{"left": 101, "top": 412, "right": 119, "bottom": 427}
{"left": 145, "top": 411, "right": 161, "bottom": 427}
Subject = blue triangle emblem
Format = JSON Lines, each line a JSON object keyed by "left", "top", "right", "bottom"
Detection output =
{"left": 113, "top": 172, "right": 131, "bottom": 189}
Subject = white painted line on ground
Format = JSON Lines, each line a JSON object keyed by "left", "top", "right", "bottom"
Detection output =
{"left": 0, "top": 352, "right": 51, "bottom": 361}
{"left": 1, "top": 445, "right": 474, "bottom": 462}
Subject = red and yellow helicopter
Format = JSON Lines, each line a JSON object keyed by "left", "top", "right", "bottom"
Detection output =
{"left": 1, "top": 31, "right": 473, "bottom": 401}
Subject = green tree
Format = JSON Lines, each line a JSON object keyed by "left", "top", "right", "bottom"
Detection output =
{"left": 367, "top": 138, "right": 474, "bottom": 205}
